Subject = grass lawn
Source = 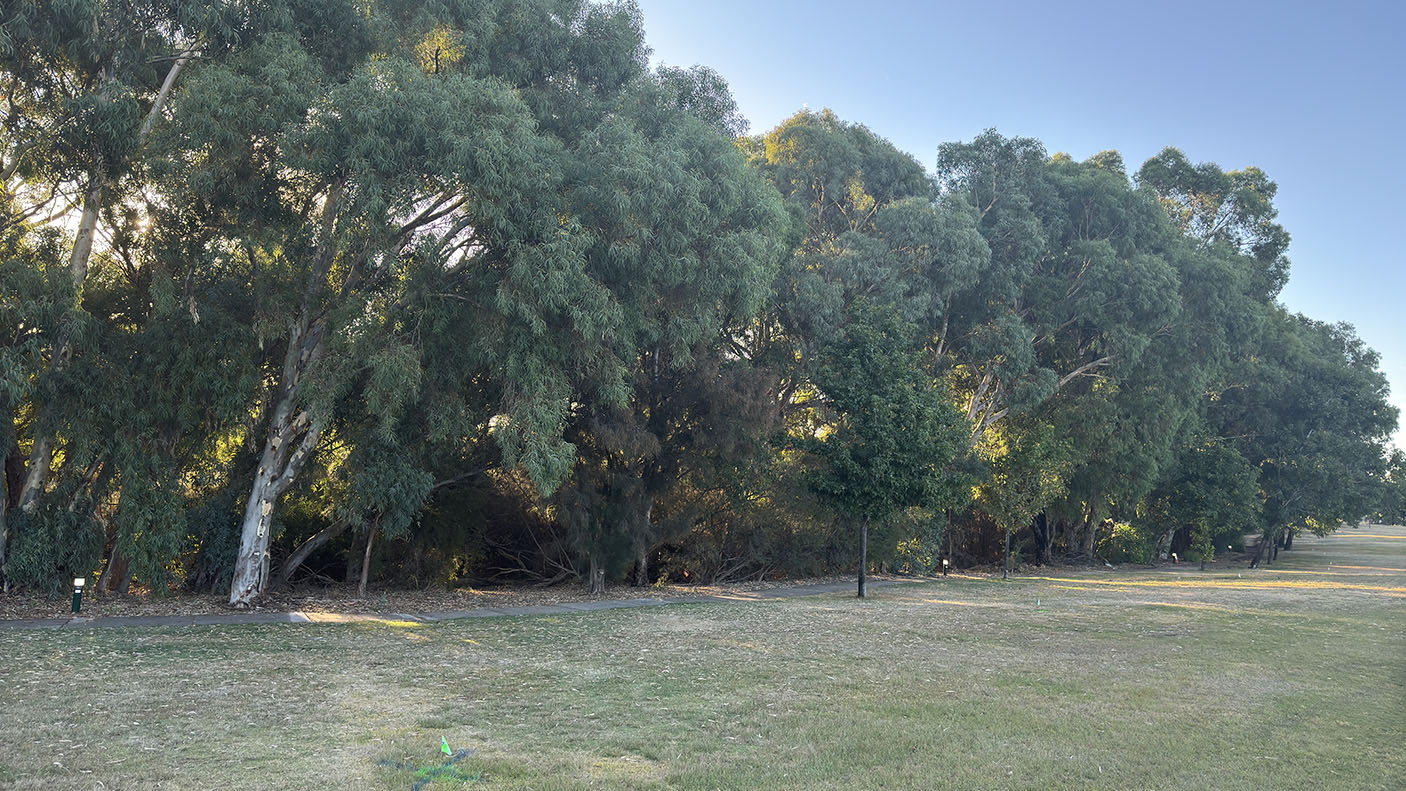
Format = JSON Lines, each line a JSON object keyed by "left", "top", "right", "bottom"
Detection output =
{"left": 2, "top": 526, "right": 1403, "bottom": 791}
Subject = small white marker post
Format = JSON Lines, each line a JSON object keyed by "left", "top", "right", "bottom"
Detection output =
{"left": 71, "top": 577, "right": 86, "bottom": 614}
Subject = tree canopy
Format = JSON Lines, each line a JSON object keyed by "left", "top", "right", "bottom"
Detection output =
{"left": 0, "top": 1, "right": 1397, "bottom": 602}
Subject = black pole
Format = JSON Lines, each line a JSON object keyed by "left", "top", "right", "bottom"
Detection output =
{"left": 858, "top": 516, "right": 868, "bottom": 598}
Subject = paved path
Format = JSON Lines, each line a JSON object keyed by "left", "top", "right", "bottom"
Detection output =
{"left": 0, "top": 579, "right": 915, "bottom": 630}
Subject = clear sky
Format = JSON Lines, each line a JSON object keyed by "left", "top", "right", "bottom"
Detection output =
{"left": 636, "top": 0, "right": 1405, "bottom": 449}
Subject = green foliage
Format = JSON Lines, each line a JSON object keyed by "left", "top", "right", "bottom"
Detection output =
{"left": 1098, "top": 521, "right": 1155, "bottom": 565}
{"left": 979, "top": 421, "right": 1073, "bottom": 534}
{"left": 5, "top": 507, "right": 104, "bottom": 595}
{"left": 803, "top": 301, "right": 966, "bottom": 524}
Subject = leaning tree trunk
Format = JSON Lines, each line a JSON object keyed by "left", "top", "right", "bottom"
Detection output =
{"left": 96, "top": 546, "right": 125, "bottom": 593}
{"left": 228, "top": 321, "right": 326, "bottom": 607}
{"left": 274, "top": 519, "right": 349, "bottom": 588}
{"left": 1248, "top": 531, "right": 1269, "bottom": 569}
{"left": 1283, "top": 530, "right": 1293, "bottom": 551}
{"left": 357, "top": 518, "right": 378, "bottom": 598}
{"left": 857, "top": 516, "right": 869, "bottom": 598}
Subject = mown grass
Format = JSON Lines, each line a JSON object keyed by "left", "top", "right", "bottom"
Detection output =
{"left": 2, "top": 526, "right": 1403, "bottom": 790}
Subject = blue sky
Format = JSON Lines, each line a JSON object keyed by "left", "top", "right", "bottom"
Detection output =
{"left": 636, "top": 0, "right": 1404, "bottom": 449}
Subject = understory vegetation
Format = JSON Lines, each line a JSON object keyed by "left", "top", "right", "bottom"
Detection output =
{"left": 1, "top": 1, "right": 1402, "bottom": 606}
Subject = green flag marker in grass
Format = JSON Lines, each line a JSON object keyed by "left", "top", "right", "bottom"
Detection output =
{"left": 442, "top": 737, "right": 451, "bottom": 756}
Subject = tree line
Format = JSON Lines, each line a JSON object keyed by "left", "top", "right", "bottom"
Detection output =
{"left": 1, "top": 0, "right": 1400, "bottom": 606}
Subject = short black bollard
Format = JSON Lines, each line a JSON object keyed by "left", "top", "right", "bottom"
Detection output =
{"left": 71, "top": 577, "right": 85, "bottom": 614}
{"left": 941, "top": 558, "right": 949, "bottom": 577}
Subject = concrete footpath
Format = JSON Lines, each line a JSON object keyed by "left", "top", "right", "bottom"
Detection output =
{"left": 0, "top": 579, "right": 911, "bottom": 630}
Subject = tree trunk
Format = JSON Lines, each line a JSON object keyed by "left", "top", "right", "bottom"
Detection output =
{"left": 345, "top": 538, "right": 361, "bottom": 583}
{"left": 0, "top": 417, "right": 10, "bottom": 589}
{"left": 1032, "top": 511, "right": 1051, "bottom": 566}
{"left": 1080, "top": 515, "right": 1097, "bottom": 562}
{"left": 228, "top": 321, "right": 326, "bottom": 607}
{"left": 632, "top": 539, "right": 648, "bottom": 587}
{"left": 97, "top": 545, "right": 123, "bottom": 593}
{"left": 116, "top": 559, "right": 134, "bottom": 595}
{"left": 857, "top": 516, "right": 869, "bottom": 598}
{"left": 631, "top": 501, "right": 652, "bottom": 587}
{"left": 1156, "top": 525, "right": 1177, "bottom": 561}
{"left": 588, "top": 554, "right": 605, "bottom": 595}
{"left": 274, "top": 519, "right": 350, "bottom": 588}
{"left": 1283, "top": 530, "right": 1293, "bottom": 551}
{"left": 15, "top": 436, "right": 53, "bottom": 513}
{"left": 1065, "top": 517, "right": 1084, "bottom": 563}
{"left": 1003, "top": 522, "right": 1012, "bottom": 580}
{"left": 14, "top": 167, "right": 102, "bottom": 513}
{"left": 357, "top": 520, "right": 377, "bottom": 598}
{"left": 1248, "top": 531, "right": 1268, "bottom": 569}
{"left": 229, "top": 176, "right": 341, "bottom": 608}
{"left": 14, "top": 55, "right": 193, "bottom": 512}
{"left": 229, "top": 453, "right": 281, "bottom": 605}
{"left": 4, "top": 437, "right": 22, "bottom": 511}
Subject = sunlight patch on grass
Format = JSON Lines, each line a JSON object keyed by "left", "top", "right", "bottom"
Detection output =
{"left": 1018, "top": 575, "right": 1406, "bottom": 594}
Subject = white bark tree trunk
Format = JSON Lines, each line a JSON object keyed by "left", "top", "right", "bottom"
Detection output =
{"left": 228, "top": 176, "right": 340, "bottom": 607}
{"left": 228, "top": 320, "right": 325, "bottom": 606}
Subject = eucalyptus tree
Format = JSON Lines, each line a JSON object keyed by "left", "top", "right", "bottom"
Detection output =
{"left": 1211, "top": 310, "right": 1397, "bottom": 565}
{"left": 0, "top": 0, "right": 239, "bottom": 513}
{"left": 1040, "top": 152, "right": 1270, "bottom": 561}
{"left": 1140, "top": 442, "right": 1260, "bottom": 568}
{"left": 144, "top": 0, "right": 655, "bottom": 605}
{"left": 550, "top": 69, "right": 786, "bottom": 591}
{"left": 1135, "top": 147, "right": 1291, "bottom": 300}
{"left": 1134, "top": 149, "right": 1395, "bottom": 560}
{"left": 740, "top": 110, "right": 939, "bottom": 391}
{"left": 736, "top": 112, "right": 989, "bottom": 573}
{"left": 936, "top": 136, "right": 1182, "bottom": 453}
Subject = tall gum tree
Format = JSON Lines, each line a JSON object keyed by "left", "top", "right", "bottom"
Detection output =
{"left": 161, "top": 5, "right": 625, "bottom": 605}
{"left": 163, "top": 1, "right": 719, "bottom": 605}
{"left": 1, "top": 1, "right": 234, "bottom": 514}
{"left": 549, "top": 67, "right": 785, "bottom": 590}
{"left": 937, "top": 136, "right": 1181, "bottom": 455}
